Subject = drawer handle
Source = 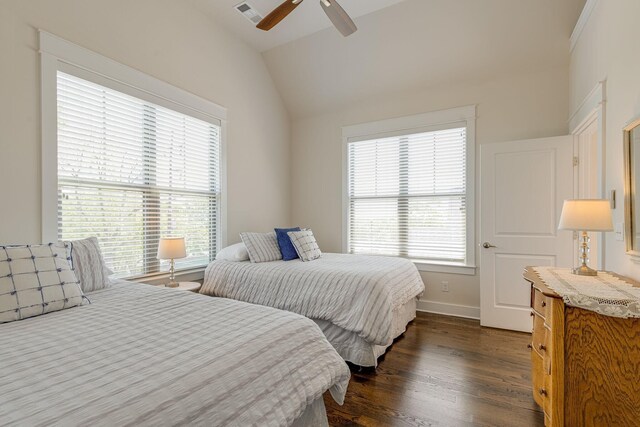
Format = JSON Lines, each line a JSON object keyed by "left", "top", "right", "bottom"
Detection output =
{"left": 541, "top": 301, "right": 547, "bottom": 307}
{"left": 539, "top": 388, "right": 548, "bottom": 397}
{"left": 538, "top": 344, "right": 546, "bottom": 351}
{"left": 527, "top": 343, "right": 533, "bottom": 350}
{"left": 530, "top": 311, "right": 535, "bottom": 317}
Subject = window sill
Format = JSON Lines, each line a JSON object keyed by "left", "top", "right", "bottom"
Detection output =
{"left": 125, "top": 267, "right": 206, "bottom": 286}
{"left": 412, "top": 261, "right": 476, "bottom": 276}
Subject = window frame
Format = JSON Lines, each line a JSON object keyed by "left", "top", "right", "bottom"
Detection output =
{"left": 40, "top": 31, "right": 227, "bottom": 281}
{"left": 342, "top": 106, "right": 476, "bottom": 275}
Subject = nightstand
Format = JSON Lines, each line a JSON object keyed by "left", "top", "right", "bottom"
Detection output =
{"left": 164, "top": 282, "right": 202, "bottom": 293}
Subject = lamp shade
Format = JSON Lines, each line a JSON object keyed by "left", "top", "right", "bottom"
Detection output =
{"left": 558, "top": 199, "right": 614, "bottom": 232}
{"left": 157, "top": 237, "right": 187, "bottom": 260}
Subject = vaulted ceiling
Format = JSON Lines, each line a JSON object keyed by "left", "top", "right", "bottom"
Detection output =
{"left": 193, "top": 0, "right": 586, "bottom": 119}
{"left": 262, "top": 0, "right": 586, "bottom": 119}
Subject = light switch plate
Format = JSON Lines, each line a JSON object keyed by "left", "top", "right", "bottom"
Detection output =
{"left": 615, "top": 222, "right": 624, "bottom": 241}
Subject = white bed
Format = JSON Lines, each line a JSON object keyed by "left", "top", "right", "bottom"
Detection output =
{"left": 314, "top": 297, "right": 417, "bottom": 367}
{"left": 0, "top": 280, "right": 350, "bottom": 426}
{"left": 201, "top": 253, "right": 425, "bottom": 367}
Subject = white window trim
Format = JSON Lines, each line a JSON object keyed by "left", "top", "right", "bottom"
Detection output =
{"left": 341, "top": 105, "right": 477, "bottom": 275}
{"left": 39, "top": 31, "right": 227, "bottom": 279}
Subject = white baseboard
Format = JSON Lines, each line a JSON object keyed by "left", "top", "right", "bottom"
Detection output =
{"left": 417, "top": 300, "right": 480, "bottom": 320}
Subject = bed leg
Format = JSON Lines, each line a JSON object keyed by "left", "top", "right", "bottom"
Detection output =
{"left": 348, "top": 362, "right": 375, "bottom": 374}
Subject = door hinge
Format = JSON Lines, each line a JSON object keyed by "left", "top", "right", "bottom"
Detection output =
{"left": 573, "top": 156, "right": 579, "bottom": 167}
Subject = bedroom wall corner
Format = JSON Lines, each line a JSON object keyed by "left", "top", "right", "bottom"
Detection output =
{"left": 266, "top": 0, "right": 581, "bottom": 317}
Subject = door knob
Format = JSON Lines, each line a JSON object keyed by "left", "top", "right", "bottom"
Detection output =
{"left": 482, "top": 242, "right": 496, "bottom": 249}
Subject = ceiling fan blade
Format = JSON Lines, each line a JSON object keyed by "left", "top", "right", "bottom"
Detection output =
{"left": 257, "top": 0, "right": 303, "bottom": 31}
{"left": 320, "top": 0, "right": 357, "bottom": 37}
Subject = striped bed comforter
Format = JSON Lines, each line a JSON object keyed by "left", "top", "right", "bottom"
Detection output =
{"left": 0, "top": 282, "right": 350, "bottom": 427}
{"left": 202, "top": 253, "right": 425, "bottom": 346}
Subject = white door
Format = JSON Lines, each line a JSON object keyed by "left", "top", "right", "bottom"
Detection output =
{"left": 480, "top": 136, "right": 574, "bottom": 331}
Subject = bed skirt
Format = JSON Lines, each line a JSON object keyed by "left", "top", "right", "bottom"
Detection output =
{"left": 291, "top": 396, "right": 329, "bottom": 427}
{"left": 313, "top": 297, "right": 418, "bottom": 367}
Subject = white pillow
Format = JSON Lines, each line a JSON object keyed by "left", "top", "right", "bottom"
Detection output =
{"left": 216, "top": 243, "right": 249, "bottom": 262}
{"left": 64, "top": 237, "right": 112, "bottom": 293}
{"left": 287, "top": 230, "right": 322, "bottom": 262}
{"left": 0, "top": 243, "right": 85, "bottom": 323}
{"left": 240, "top": 232, "right": 283, "bottom": 263}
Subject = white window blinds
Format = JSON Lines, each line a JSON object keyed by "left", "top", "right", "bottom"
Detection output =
{"left": 57, "top": 71, "right": 221, "bottom": 278}
{"left": 347, "top": 127, "right": 467, "bottom": 263}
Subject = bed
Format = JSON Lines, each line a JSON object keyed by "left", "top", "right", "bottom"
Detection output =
{"left": 201, "top": 253, "right": 425, "bottom": 367}
{"left": 0, "top": 280, "right": 350, "bottom": 426}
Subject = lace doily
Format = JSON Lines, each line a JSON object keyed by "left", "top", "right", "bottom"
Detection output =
{"left": 532, "top": 266, "right": 640, "bottom": 319}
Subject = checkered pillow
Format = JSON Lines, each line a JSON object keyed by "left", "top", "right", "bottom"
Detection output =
{"left": 287, "top": 230, "right": 322, "bottom": 262}
{"left": 240, "top": 232, "right": 283, "bottom": 263}
{"left": 0, "top": 243, "right": 85, "bottom": 323}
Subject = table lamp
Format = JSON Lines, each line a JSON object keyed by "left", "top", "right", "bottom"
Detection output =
{"left": 157, "top": 237, "right": 187, "bottom": 287}
{"left": 558, "top": 199, "right": 613, "bottom": 276}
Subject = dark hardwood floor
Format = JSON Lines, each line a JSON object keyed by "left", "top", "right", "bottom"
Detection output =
{"left": 324, "top": 312, "right": 543, "bottom": 427}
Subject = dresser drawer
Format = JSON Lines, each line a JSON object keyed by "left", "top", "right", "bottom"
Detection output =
{"left": 532, "top": 287, "right": 549, "bottom": 317}
{"left": 532, "top": 312, "right": 547, "bottom": 357}
{"left": 531, "top": 350, "right": 548, "bottom": 408}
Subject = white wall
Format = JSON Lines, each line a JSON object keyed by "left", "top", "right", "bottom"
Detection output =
{"left": 0, "top": 0, "right": 290, "bottom": 244}
{"left": 265, "top": 0, "right": 580, "bottom": 315}
{"left": 0, "top": 0, "right": 587, "bottom": 312}
{"left": 263, "top": 0, "right": 584, "bottom": 121}
{"left": 289, "top": 67, "right": 571, "bottom": 313}
{"left": 570, "top": 0, "right": 640, "bottom": 279}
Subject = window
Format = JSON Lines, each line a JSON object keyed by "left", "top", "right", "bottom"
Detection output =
{"left": 40, "top": 32, "right": 226, "bottom": 280}
{"left": 343, "top": 107, "right": 475, "bottom": 273}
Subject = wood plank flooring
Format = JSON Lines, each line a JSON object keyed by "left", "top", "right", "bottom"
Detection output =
{"left": 324, "top": 312, "right": 543, "bottom": 427}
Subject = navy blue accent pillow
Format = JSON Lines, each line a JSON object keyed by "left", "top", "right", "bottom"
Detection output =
{"left": 275, "top": 227, "right": 301, "bottom": 261}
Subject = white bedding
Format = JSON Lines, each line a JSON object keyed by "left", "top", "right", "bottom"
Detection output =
{"left": 202, "top": 253, "right": 425, "bottom": 347}
{"left": 0, "top": 281, "right": 350, "bottom": 426}
{"left": 314, "top": 297, "right": 417, "bottom": 367}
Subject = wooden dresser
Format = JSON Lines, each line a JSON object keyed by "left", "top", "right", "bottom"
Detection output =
{"left": 523, "top": 267, "right": 640, "bottom": 426}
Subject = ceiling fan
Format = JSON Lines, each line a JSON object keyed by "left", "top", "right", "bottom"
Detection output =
{"left": 257, "top": 0, "right": 358, "bottom": 37}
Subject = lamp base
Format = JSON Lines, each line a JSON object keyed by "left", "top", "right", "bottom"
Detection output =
{"left": 572, "top": 265, "right": 598, "bottom": 276}
{"left": 165, "top": 258, "right": 179, "bottom": 287}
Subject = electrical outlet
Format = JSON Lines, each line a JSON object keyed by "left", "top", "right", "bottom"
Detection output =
{"left": 441, "top": 281, "right": 449, "bottom": 292}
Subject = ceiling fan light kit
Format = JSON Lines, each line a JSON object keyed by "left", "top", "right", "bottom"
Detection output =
{"left": 257, "top": 0, "right": 357, "bottom": 37}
